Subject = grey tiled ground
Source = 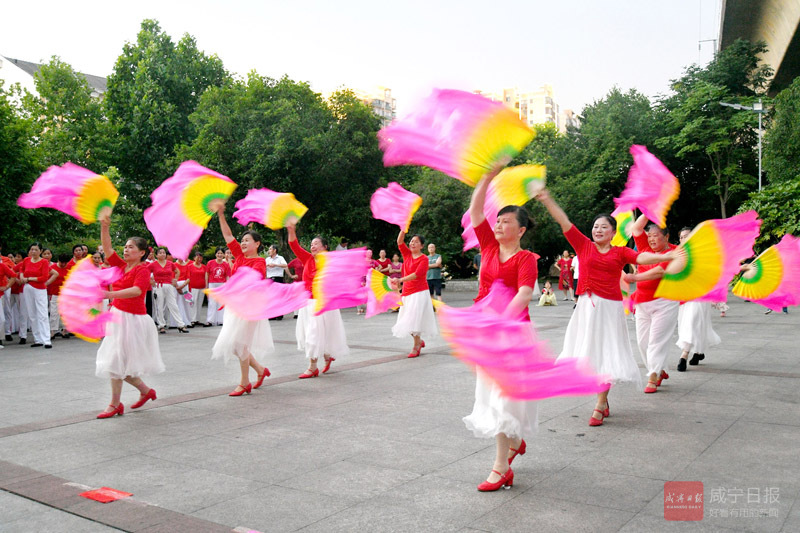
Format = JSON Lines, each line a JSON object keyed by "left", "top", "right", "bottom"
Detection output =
{"left": 1, "top": 294, "right": 799, "bottom": 532}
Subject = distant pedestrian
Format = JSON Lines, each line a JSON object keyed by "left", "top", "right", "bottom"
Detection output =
{"left": 427, "top": 243, "right": 443, "bottom": 302}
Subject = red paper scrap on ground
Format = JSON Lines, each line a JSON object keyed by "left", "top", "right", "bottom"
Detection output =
{"left": 79, "top": 487, "right": 133, "bottom": 503}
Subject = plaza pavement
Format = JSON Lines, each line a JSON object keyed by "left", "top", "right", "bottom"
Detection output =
{"left": 0, "top": 293, "right": 799, "bottom": 532}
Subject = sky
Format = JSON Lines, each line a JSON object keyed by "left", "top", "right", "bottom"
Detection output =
{"left": 1, "top": 0, "right": 721, "bottom": 114}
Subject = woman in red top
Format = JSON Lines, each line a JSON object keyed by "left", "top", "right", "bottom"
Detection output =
{"left": 46, "top": 253, "right": 71, "bottom": 339}
{"left": 287, "top": 219, "right": 349, "bottom": 378}
{"left": 187, "top": 251, "right": 208, "bottom": 326}
{"left": 148, "top": 248, "right": 188, "bottom": 334}
{"left": 0, "top": 259, "right": 17, "bottom": 349}
{"left": 15, "top": 243, "right": 56, "bottom": 348}
{"left": 95, "top": 213, "right": 164, "bottom": 419}
{"left": 374, "top": 249, "right": 391, "bottom": 274}
{"left": 537, "top": 189, "right": 676, "bottom": 426}
{"left": 557, "top": 250, "right": 574, "bottom": 301}
{"left": 390, "top": 231, "right": 438, "bottom": 358}
{"left": 205, "top": 247, "right": 230, "bottom": 326}
{"left": 174, "top": 258, "right": 193, "bottom": 327}
{"left": 211, "top": 203, "right": 273, "bottom": 396}
{"left": 462, "top": 171, "right": 539, "bottom": 492}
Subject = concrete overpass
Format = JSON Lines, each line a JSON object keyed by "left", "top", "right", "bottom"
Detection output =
{"left": 719, "top": 0, "right": 800, "bottom": 94}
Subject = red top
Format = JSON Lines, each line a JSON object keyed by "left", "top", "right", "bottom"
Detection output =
{"left": 176, "top": 263, "right": 190, "bottom": 281}
{"left": 66, "top": 258, "right": 78, "bottom": 270}
{"left": 632, "top": 233, "right": 676, "bottom": 304}
{"left": 289, "top": 240, "right": 316, "bottom": 292}
{"left": 564, "top": 225, "right": 639, "bottom": 301}
{"left": 398, "top": 242, "right": 428, "bottom": 296}
{"left": 206, "top": 260, "right": 230, "bottom": 283}
{"left": 148, "top": 260, "right": 177, "bottom": 284}
{"left": 15, "top": 258, "right": 51, "bottom": 290}
{"left": 0, "top": 262, "right": 16, "bottom": 294}
{"left": 228, "top": 239, "right": 266, "bottom": 279}
{"left": 374, "top": 258, "right": 391, "bottom": 272}
{"left": 108, "top": 253, "right": 150, "bottom": 315}
{"left": 187, "top": 262, "right": 207, "bottom": 289}
{"left": 474, "top": 219, "right": 538, "bottom": 320}
{"left": 47, "top": 264, "right": 70, "bottom": 296}
{"left": 288, "top": 258, "right": 304, "bottom": 283}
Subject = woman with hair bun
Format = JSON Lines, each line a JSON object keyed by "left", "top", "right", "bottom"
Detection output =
{"left": 537, "top": 189, "right": 677, "bottom": 427}
{"left": 391, "top": 232, "right": 438, "bottom": 358}
{"left": 95, "top": 212, "right": 164, "bottom": 419}
{"left": 287, "top": 219, "right": 349, "bottom": 379}
{"left": 211, "top": 202, "right": 273, "bottom": 396}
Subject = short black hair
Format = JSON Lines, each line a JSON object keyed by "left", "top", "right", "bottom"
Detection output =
{"left": 498, "top": 205, "right": 534, "bottom": 231}
{"left": 592, "top": 213, "right": 617, "bottom": 231}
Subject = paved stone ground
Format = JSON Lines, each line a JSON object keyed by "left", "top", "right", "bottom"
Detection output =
{"left": 1, "top": 293, "right": 798, "bottom": 532}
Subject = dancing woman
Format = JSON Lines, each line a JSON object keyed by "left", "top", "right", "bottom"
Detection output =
{"left": 95, "top": 213, "right": 163, "bottom": 418}
{"left": 675, "top": 227, "right": 720, "bottom": 371}
{"left": 462, "top": 171, "right": 538, "bottom": 492}
{"left": 187, "top": 251, "right": 208, "bottom": 327}
{"left": 537, "top": 189, "right": 676, "bottom": 426}
{"left": 205, "top": 248, "right": 230, "bottom": 326}
{"left": 14, "top": 243, "right": 56, "bottom": 348}
{"left": 148, "top": 248, "right": 188, "bottom": 334}
{"left": 557, "top": 250, "right": 574, "bottom": 301}
{"left": 211, "top": 203, "right": 273, "bottom": 396}
{"left": 391, "top": 232, "right": 438, "bottom": 358}
{"left": 287, "top": 219, "right": 349, "bottom": 378}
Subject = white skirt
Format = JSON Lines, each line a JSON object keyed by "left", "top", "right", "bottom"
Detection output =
{"left": 96, "top": 308, "right": 165, "bottom": 379}
{"left": 463, "top": 368, "right": 539, "bottom": 440}
{"left": 295, "top": 300, "right": 350, "bottom": 360}
{"left": 677, "top": 301, "right": 721, "bottom": 354}
{"left": 211, "top": 310, "right": 274, "bottom": 364}
{"left": 558, "top": 293, "right": 641, "bottom": 386}
{"left": 391, "top": 290, "right": 439, "bottom": 339}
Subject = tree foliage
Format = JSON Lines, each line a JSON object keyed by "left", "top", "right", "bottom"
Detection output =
{"left": 738, "top": 179, "right": 800, "bottom": 250}
{"left": 763, "top": 76, "right": 800, "bottom": 185}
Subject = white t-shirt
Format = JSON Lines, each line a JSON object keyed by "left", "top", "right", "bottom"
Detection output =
{"left": 571, "top": 255, "right": 579, "bottom": 279}
{"left": 265, "top": 255, "right": 287, "bottom": 279}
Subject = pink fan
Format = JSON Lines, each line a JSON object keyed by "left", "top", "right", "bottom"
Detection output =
{"left": 365, "top": 269, "right": 402, "bottom": 318}
{"left": 233, "top": 188, "right": 308, "bottom": 230}
{"left": 18, "top": 162, "right": 119, "bottom": 224}
{"left": 378, "top": 89, "right": 534, "bottom": 186}
{"left": 370, "top": 183, "right": 422, "bottom": 232}
{"left": 144, "top": 161, "right": 237, "bottom": 260}
{"left": 58, "top": 258, "right": 122, "bottom": 342}
{"left": 732, "top": 234, "right": 800, "bottom": 311}
{"left": 312, "top": 248, "right": 369, "bottom": 315}
{"left": 437, "top": 281, "right": 609, "bottom": 400}
{"left": 612, "top": 145, "right": 680, "bottom": 228}
{"left": 205, "top": 267, "right": 310, "bottom": 321}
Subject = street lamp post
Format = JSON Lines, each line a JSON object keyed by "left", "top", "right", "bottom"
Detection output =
{"left": 719, "top": 99, "right": 766, "bottom": 191}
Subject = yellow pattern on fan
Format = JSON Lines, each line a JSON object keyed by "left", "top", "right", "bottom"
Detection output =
{"left": 181, "top": 175, "right": 238, "bottom": 227}
{"left": 732, "top": 246, "right": 782, "bottom": 301}
{"left": 655, "top": 222, "right": 722, "bottom": 301}
{"left": 264, "top": 193, "right": 309, "bottom": 230}
{"left": 74, "top": 175, "right": 120, "bottom": 224}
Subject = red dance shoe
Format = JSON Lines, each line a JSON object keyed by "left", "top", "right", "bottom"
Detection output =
{"left": 131, "top": 388, "right": 156, "bottom": 409}
{"left": 589, "top": 409, "right": 604, "bottom": 426}
{"left": 97, "top": 403, "right": 124, "bottom": 419}
{"left": 644, "top": 381, "right": 658, "bottom": 394}
{"left": 322, "top": 357, "right": 335, "bottom": 374}
{"left": 603, "top": 400, "right": 610, "bottom": 418}
{"left": 407, "top": 347, "right": 421, "bottom": 358}
{"left": 298, "top": 368, "right": 319, "bottom": 379}
{"left": 420, "top": 340, "right": 426, "bottom": 348}
{"left": 508, "top": 439, "right": 526, "bottom": 465}
{"left": 657, "top": 371, "right": 669, "bottom": 386}
{"left": 229, "top": 383, "right": 252, "bottom": 397}
{"left": 253, "top": 367, "right": 271, "bottom": 389}
{"left": 477, "top": 468, "right": 514, "bottom": 491}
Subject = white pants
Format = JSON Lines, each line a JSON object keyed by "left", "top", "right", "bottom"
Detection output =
{"left": 17, "top": 292, "right": 29, "bottom": 338}
{"left": 176, "top": 288, "right": 192, "bottom": 325}
{"left": 635, "top": 298, "right": 680, "bottom": 376}
{"left": 49, "top": 295, "right": 62, "bottom": 333}
{"left": 22, "top": 285, "right": 50, "bottom": 345}
{"left": 191, "top": 288, "right": 206, "bottom": 323}
{"left": 153, "top": 284, "right": 185, "bottom": 328}
{"left": 206, "top": 283, "right": 225, "bottom": 325}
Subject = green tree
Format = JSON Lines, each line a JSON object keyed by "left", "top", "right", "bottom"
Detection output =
{"left": 763, "top": 76, "right": 800, "bottom": 185}
{"left": 738, "top": 179, "right": 800, "bottom": 249}
{"left": 0, "top": 83, "right": 38, "bottom": 250}
{"left": 105, "top": 19, "right": 228, "bottom": 212}
{"left": 22, "top": 56, "right": 108, "bottom": 169}
{"left": 656, "top": 39, "right": 773, "bottom": 218}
